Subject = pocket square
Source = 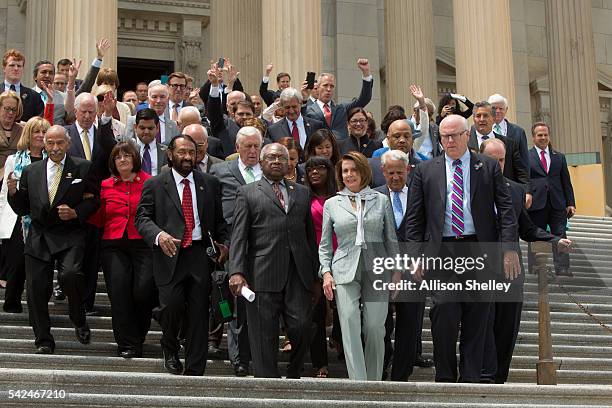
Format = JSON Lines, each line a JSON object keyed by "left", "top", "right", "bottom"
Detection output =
{"left": 71, "top": 178, "right": 82, "bottom": 184}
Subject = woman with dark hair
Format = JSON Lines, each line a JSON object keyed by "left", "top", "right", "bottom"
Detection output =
{"left": 277, "top": 136, "right": 305, "bottom": 184}
{"left": 90, "top": 141, "right": 156, "bottom": 358}
{"left": 305, "top": 156, "right": 337, "bottom": 378}
{"left": 305, "top": 129, "right": 340, "bottom": 165}
{"left": 337, "top": 107, "right": 382, "bottom": 158}
{"left": 435, "top": 92, "right": 474, "bottom": 125}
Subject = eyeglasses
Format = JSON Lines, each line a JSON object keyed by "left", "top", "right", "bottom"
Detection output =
{"left": 2, "top": 106, "right": 18, "bottom": 114}
{"left": 306, "top": 165, "right": 327, "bottom": 174}
{"left": 263, "top": 154, "right": 289, "bottom": 163}
{"left": 439, "top": 130, "right": 467, "bottom": 140}
{"left": 349, "top": 119, "right": 367, "bottom": 125}
{"left": 168, "top": 83, "right": 186, "bottom": 89}
{"left": 115, "top": 154, "right": 133, "bottom": 161}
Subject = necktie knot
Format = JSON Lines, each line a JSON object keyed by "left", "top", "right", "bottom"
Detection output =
{"left": 481, "top": 135, "right": 489, "bottom": 141}
{"left": 453, "top": 159, "right": 462, "bottom": 167}
{"left": 182, "top": 178, "right": 190, "bottom": 187}
{"left": 144, "top": 143, "right": 150, "bottom": 150}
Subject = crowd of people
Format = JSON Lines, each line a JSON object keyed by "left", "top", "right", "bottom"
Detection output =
{"left": 0, "top": 38, "right": 577, "bottom": 384}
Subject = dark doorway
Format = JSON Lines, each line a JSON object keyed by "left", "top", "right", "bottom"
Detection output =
{"left": 117, "top": 57, "right": 174, "bottom": 100}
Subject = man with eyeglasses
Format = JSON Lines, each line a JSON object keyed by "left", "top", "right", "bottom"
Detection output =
{"left": 167, "top": 72, "right": 193, "bottom": 121}
{"left": 229, "top": 142, "right": 318, "bottom": 378}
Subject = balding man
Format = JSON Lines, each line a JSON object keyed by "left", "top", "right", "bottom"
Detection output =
{"left": 7, "top": 125, "right": 100, "bottom": 354}
{"left": 123, "top": 84, "right": 180, "bottom": 144}
{"left": 369, "top": 119, "right": 421, "bottom": 187}
{"left": 183, "top": 123, "right": 222, "bottom": 173}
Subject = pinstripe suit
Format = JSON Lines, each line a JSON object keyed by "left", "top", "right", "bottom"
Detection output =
{"left": 229, "top": 178, "right": 318, "bottom": 378}
{"left": 318, "top": 191, "right": 399, "bottom": 380}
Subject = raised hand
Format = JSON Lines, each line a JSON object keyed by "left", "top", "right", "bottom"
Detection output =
{"left": 356, "top": 58, "right": 370, "bottom": 77}
{"left": 96, "top": 38, "right": 111, "bottom": 59}
{"left": 102, "top": 91, "right": 116, "bottom": 117}
{"left": 38, "top": 81, "right": 54, "bottom": 103}
{"left": 409, "top": 84, "right": 424, "bottom": 101}
{"left": 265, "top": 63, "right": 274, "bottom": 76}
{"left": 68, "top": 58, "right": 81, "bottom": 83}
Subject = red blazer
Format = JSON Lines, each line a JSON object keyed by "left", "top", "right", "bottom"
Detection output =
{"left": 90, "top": 170, "right": 151, "bottom": 240}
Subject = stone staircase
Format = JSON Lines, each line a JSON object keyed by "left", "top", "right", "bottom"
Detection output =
{"left": 1, "top": 215, "right": 612, "bottom": 406}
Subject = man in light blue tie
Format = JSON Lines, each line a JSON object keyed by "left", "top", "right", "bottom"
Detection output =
{"left": 374, "top": 150, "right": 429, "bottom": 381}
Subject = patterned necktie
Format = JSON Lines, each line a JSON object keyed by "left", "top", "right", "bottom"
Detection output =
{"left": 273, "top": 182, "right": 286, "bottom": 210}
{"left": 323, "top": 103, "right": 332, "bottom": 127}
{"left": 9, "top": 84, "right": 15, "bottom": 92}
{"left": 81, "top": 129, "right": 92, "bottom": 160}
{"left": 142, "top": 144, "right": 152, "bottom": 175}
{"left": 392, "top": 191, "right": 403, "bottom": 229}
{"left": 48, "top": 162, "right": 63, "bottom": 203}
{"left": 494, "top": 123, "right": 502, "bottom": 135}
{"left": 291, "top": 121, "right": 300, "bottom": 144}
{"left": 540, "top": 150, "right": 548, "bottom": 174}
{"left": 244, "top": 166, "right": 255, "bottom": 184}
{"left": 451, "top": 159, "right": 465, "bottom": 236}
{"left": 181, "top": 179, "right": 194, "bottom": 248}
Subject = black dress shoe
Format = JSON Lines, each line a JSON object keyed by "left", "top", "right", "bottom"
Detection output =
{"left": 3, "top": 304, "right": 23, "bottom": 313}
{"left": 120, "top": 349, "right": 141, "bottom": 359}
{"left": 414, "top": 355, "right": 434, "bottom": 368}
{"left": 75, "top": 325, "right": 91, "bottom": 344}
{"left": 556, "top": 268, "right": 573, "bottom": 277}
{"left": 53, "top": 285, "right": 65, "bottom": 301}
{"left": 35, "top": 346, "right": 53, "bottom": 354}
{"left": 162, "top": 349, "right": 183, "bottom": 375}
{"left": 234, "top": 365, "right": 248, "bottom": 377}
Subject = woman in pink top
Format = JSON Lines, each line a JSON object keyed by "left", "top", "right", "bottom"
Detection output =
{"left": 305, "top": 156, "right": 337, "bottom": 378}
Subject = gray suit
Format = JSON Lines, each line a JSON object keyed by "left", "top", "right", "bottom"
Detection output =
{"left": 123, "top": 113, "right": 180, "bottom": 145}
{"left": 209, "top": 159, "right": 247, "bottom": 225}
{"left": 318, "top": 191, "right": 398, "bottom": 381}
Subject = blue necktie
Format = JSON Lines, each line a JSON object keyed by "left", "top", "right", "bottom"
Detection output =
{"left": 142, "top": 144, "right": 152, "bottom": 175}
{"left": 392, "top": 191, "right": 403, "bottom": 229}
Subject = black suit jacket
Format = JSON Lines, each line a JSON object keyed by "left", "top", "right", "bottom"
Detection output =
{"left": 267, "top": 116, "right": 325, "bottom": 148}
{"left": 369, "top": 151, "right": 421, "bottom": 188}
{"left": 338, "top": 135, "right": 382, "bottom": 158}
{"left": 506, "top": 178, "right": 556, "bottom": 244}
{"left": 404, "top": 152, "right": 516, "bottom": 254}
{"left": 374, "top": 184, "right": 409, "bottom": 242}
{"left": 504, "top": 119, "right": 529, "bottom": 169}
{"left": 229, "top": 179, "right": 317, "bottom": 292}
{"left": 65, "top": 120, "right": 117, "bottom": 184}
{"left": 135, "top": 169, "right": 229, "bottom": 286}
{"left": 8, "top": 156, "right": 99, "bottom": 261}
{"left": 468, "top": 128, "right": 530, "bottom": 191}
{"left": 259, "top": 80, "right": 280, "bottom": 106}
{"left": 1, "top": 83, "right": 44, "bottom": 122}
{"left": 207, "top": 94, "right": 240, "bottom": 158}
{"left": 527, "top": 147, "right": 575, "bottom": 211}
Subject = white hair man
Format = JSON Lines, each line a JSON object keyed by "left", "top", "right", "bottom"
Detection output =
{"left": 487, "top": 93, "right": 529, "bottom": 169}
{"left": 123, "top": 84, "right": 180, "bottom": 144}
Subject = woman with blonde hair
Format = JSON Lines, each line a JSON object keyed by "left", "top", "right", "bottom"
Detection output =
{"left": 0, "top": 116, "right": 50, "bottom": 311}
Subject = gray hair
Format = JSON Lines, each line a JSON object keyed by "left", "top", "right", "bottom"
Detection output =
{"left": 440, "top": 114, "right": 469, "bottom": 132}
{"left": 178, "top": 105, "right": 201, "bottom": 121}
{"left": 227, "top": 90, "right": 246, "bottom": 101}
{"left": 43, "top": 125, "right": 70, "bottom": 144}
{"left": 260, "top": 142, "right": 289, "bottom": 161}
{"left": 74, "top": 92, "right": 97, "bottom": 111}
{"left": 318, "top": 72, "right": 335, "bottom": 83}
{"left": 236, "top": 126, "right": 263, "bottom": 146}
{"left": 148, "top": 79, "right": 161, "bottom": 88}
{"left": 487, "top": 93, "right": 508, "bottom": 108}
{"left": 279, "top": 87, "right": 302, "bottom": 104}
{"left": 381, "top": 149, "right": 409, "bottom": 167}
{"left": 148, "top": 83, "right": 168, "bottom": 98}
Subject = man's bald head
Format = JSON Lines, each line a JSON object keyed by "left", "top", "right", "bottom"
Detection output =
{"left": 386, "top": 119, "right": 413, "bottom": 154}
{"left": 183, "top": 123, "right": 208, "bottom": 164}
{"left": 177, "top": 106, "right": 201, "bottom": 131}
{"left": 480, "top": 137, "right": 506, "bottom": 171}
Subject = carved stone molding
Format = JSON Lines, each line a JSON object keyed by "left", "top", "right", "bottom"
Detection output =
{"left": 180, "top": 37, "right": 202, "bottom": 80}
{"left": 118, "top": 38, "right": 175, "bottom": 49}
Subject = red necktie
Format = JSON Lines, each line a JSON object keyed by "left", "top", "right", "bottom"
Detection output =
{"left": 540, "top": 150, "right": 548, "bottom": 174}
{"left": 323, "top": 103, "right": 332, "bottom": 127}
{"left": 181, "top": 179, "right": 194, "bottom": 248}
{"left": 273, "top": 182, "right": 286, "bottom": 210}
{"left": 291, "top": 121, "right": 300, "bottom": 144}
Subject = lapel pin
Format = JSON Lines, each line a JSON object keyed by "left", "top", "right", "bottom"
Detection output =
{"left": 21, "top": 93, "right": 27, "bottom": 100}
{"left": 289, "top": 185, "right": 294, "bottom": 190}
{"left": 199, "top": 186, "right": 204, "bottom": 191}
{"left": 473, "top": 162, "right": 483, "bottom": 171}
{"left": 66, "top": 172, "right": 73, "bottom": 178}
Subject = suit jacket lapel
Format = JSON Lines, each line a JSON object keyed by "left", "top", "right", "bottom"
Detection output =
{"left": 156, "top": 144, "right": 166, "bottom": 174}
{"left": 286, "top": 180, "right": 296, "bottom": 213}
{"left": 257, "top": 179, "right": 284, "bottom": 212}
{"left": 70, "top": 125, "right": 86, "bottom": 158}
{"left": 435, "top": 156, "right": 446, "bottom": 205}
{"left": 337, "top": 195, "right": 356, "bottom": 218}
{"left": 51, "top": 156, "right": 76, "bottom": 207}
{"left": 194, "top": 171, "right": 207, "bottom": 230}
{"left": 531, "top": 147, "right": 547, "bottom": 175}
{"left": 39, "top": 158, "right": 50, "bottom": 208}
{"left": 310, "top": 102, "right": 325, "bottom": 123}
{"left": 229, "top": 160, "right": 246, "bottom": 185}
{"left": 469, "top": 152, "right": 479, "bottom": 202}
{"left": 163, "top": 169, "right": 183, "bottom": 216}
{"left": 549, "top": 149, "right": 559, "bottom": 174}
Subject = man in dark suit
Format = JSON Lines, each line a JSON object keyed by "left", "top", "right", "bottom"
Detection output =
{"left": 136, "top": 134, "right": 229, "bottom": 376}
{"left": 183, "top": 123, "right": 222, "bottom": 173}
{"left": 479, "top": 138, "right": 572, "bottom": 383}
{"left": 404, "top": 114, "right": 519, "bottom": 383}
{"left": 267, "top": 87, "right": 324, "bottom": 149}
{"left": 1, "top": 49, "right": 44, "bottom": 122}
{"left": 369, "top": 119, "right": 421, "bottom": 188}
{"left": 132, "top": 108, "right": 167, "bottom": 176}
{"left": 527, "top": 122, "right": 576, "bottom": 276}
{"left": 488, "top": 93, "right": 529, "bottom": 169}
{"left": 208, "top": 126, "right": 264, "bottom": 376}
{"left": 259, "top": 64, "right": 291, "bottom": 106}
{"left": 7, "top": 125, "right": 100, "bottom": 353}
{"left": 303, "top": 58, "right": 373, "bottom": 140}
{"left": 228, "top": 143, "right": 318, "bottom": 378}
{"left": 374, "top": 149, "right": 426, "bottom": 382}
{"left": 468, "top": 101, "right": 531, "bottom": 202}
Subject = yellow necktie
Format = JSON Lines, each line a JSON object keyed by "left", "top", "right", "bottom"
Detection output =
{"left": 49, "top": 162, "right": 63, "bottom": 203}
{"left": 81, "top": 129, "right": 92, "bottom": 160}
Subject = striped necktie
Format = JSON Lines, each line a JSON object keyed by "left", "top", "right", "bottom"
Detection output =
{"left": 451, "top": 159, "right": 464, "bottom": 236}
{"left": 48, "top": 162, "right": 63, "bottom": 203}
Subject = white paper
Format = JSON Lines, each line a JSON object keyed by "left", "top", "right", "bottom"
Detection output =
{"left": 241, "top": 286, "right": 255, "bottom": 302}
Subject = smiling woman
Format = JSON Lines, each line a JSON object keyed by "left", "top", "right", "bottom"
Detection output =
{"left": 0, "top": 91, "right": 24, "bottom": 179}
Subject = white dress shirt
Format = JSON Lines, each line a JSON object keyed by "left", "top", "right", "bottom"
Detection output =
{"left": 443, "top": 150, "right": 475, "bottom": 237}
{"left": 287, "top": 115, "right": 307, "bottom": 148}
{"left": 238, "top": 158, "right": 262, "bottom": 182}
{"left": 475, "top": 129, "right": 496, "bottom": 148}
{"left": 535, "top": 145, "right": 550, "bottom": 173}
{"left": 46, "top": 156, "right": 66, "bottom": 195}
{"left": 136, "top": 138, "right": 159, "bottom": 176}
{"left": 4, "top": 81, "right": 20, "bottom": 94}
{"left": 495, "top": 119, "right": 508, "bottom": 136}
{"left": 171, "top": 168, "right": 202, "bottom": 241}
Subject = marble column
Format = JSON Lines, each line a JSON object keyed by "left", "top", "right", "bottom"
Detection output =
{"left": 452, "top": 0, "right": 516, "bottom": 120}
{"left": 210, "top": 0, "right": 262, "bottom": 95}
{"left": 384, "top": 0, "right": 436, "bottom": 110}
{"left": 53, "top": 0, "right": 118, "bottom": 71}
{"left": 261, "top": 0, "right": 322, "bottom": 95}
{"left": 24, "top": 0, "right": 57, "bottom": 87}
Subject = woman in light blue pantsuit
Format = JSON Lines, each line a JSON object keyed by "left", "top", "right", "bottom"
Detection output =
{"left": 319, "top": 151, "right": 399, "bottom": 381}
